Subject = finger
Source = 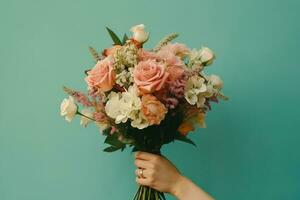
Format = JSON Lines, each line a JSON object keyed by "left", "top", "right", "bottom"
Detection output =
{"left": 134, "top": 159, "right": 151, "bottom": 169}
{"left": 136, "top": 177, "right": 150, "bottom": 186}
{"left": 135, "top": 151, "right": 157, "bottom": 161}
{"left": 135, "top": 168, "right": 153, "bottom": 179}
{"left": 135, "top": 168, "right": 146, "bottom": 178}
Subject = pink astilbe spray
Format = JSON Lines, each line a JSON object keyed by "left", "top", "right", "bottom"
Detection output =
{"left": 63, "top": 86, "right": 92, "bottom": 107}
{"left": 168, "top": 73, "right": 188, "bottom": 99}
{"left": 94, "top": 111, "right": 107, "bottom": 122}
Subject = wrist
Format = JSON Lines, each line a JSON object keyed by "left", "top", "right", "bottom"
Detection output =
{"left": 170, "top": 175, "right": 191, "bottom": 198}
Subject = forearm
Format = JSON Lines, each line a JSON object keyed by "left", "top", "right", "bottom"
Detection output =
{"left": 172, "top": 176, "right": 214, "bottom": 200}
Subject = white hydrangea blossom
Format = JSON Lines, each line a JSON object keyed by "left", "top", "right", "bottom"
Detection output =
{"left": 105, "top": 92, "right": 130, "bottom": 124}
{"left": 184, "top": 76, "right": 207, "bottom": 108}
{"left": 105, "top": 86, "right": 148, "bottom": 128}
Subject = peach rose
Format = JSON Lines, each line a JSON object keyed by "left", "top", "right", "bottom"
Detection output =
{"left": 85, "top": 57, "right": 116, "bottom": 92}
{"left": 102, "top": 45, "right": 121, "bottom": 57}
{"left": 141, "top": 94, "right": 167, "bottom": 125}
{"left": 133, "top": 59, "right": 169, "bottom": 93}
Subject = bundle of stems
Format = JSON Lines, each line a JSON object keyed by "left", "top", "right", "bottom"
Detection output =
{"left": 132, "top": 185, "right": 166, "bottom": 200}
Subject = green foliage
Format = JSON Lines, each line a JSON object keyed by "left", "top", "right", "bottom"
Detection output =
{"left": 174, "top": 132, "right": 196, "bottom": 146}
{"left": 103, "top": 146, "right": 122, "bottom": 152}
{"left": 122, "top": 33, "right": 129, "bottom": 45}
{"left": 103, "top": 127, "right": 126, "bottom": 152}
{"left": 106, "top": 27, "right": 122, "bottom": 45}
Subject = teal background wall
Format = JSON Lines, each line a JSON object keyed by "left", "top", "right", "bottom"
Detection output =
{"left": 0, "top": 0, "right": 299, "bottom": 199}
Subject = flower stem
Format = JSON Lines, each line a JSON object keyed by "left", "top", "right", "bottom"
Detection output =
{"left": 76, "top": 111, "right": 95, "bottom": 121}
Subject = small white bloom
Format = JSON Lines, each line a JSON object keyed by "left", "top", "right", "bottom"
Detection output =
{"left": 131, "top": 112, "right": 149, "bottom": 129}
{"left": 184, "top": 76, "right": 207, "bottom": 106}
{"left": 196, "top": 96, "right": 206, "bottom": 108}
{"left": 130, "top": 24, "right": 149, "bottom": 43}
{"left": 184, "top": 90, "right": 198, "bottom": 105}
{"left": 80, "top": 109, "right": 93, "bottom": 127}
{"left": 105, "top": 92, "right": 130, "bottom": 124}
{"left": 60, "top": 96, "right": 77, "bottom": 122}
{"left": 105, "top": 86, "right": 142, "bottom": 124}
{"left": 208, "top": 74, "right": 223, "bottom": 89}
{"left": 189, "top": 49, "right": 201, "bottom": 61}
{"left": 199, "top": 47, "right": 215, "bottom": 65}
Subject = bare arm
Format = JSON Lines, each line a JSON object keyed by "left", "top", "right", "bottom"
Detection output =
{"left": 134, "top": 151, "right": 214, "bottom": 200}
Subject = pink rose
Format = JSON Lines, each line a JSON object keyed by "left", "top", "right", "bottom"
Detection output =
{"left": 133, "top": 59, "right": 169, "bottom": 93}
{"left": 138, "top": 49, "right": 158, "bottom": 61}
{"left": 85, "top": 57, "right": 116, "bottom": 92}
{"left": 156, "top": 49, "right": 184, "bottom": 67}
{"left": 160, "top": 43, "right": 190, "bottom": 58}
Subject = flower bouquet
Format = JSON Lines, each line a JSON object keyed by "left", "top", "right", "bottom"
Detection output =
{"left": 60, "top": 24, "right": 227, "bottom": 200}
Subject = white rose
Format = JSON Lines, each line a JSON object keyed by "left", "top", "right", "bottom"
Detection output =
{"left": 199, "top": 47, "right": 215, "bottom": 65}
{"left": 208, "top": 74, "right": 223, "bottom": 89}
{"left": 60, "top": 96, "right": 77, "bottom": 122}
{"left": 80, "top": 109, "right": 93, "bottom": 127}
{"left": 130, "top": 24, "right": 149, "bottom": 43}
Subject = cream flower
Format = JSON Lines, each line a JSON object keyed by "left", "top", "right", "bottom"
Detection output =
{"left": 105, "top": 92, "right": 130, "bottom": 124}
{"left": 196, "top": 95, "right": 206, "bottom": 108}
{"left": 60, "top": 96, "right": 77, "bottom": 122}
{"left": 80, "top": 109, "right": 93, "bottom": 127}
{"left": 188, "top": 47, "right": 215, "bottom": 68}
{"left": 184, "top": 76, "right": 207, "bottom": 105}
{"left": 131, "top": 112, "right": 149, "bottom": 129}
{"left": 105, "top": 86, "right": 142, "bottom": 124}
{"left": 208, "top": 74, "right": 223, "bottom": 89}
{"left": 130, "top": 24, "right": 149, "bottom": 43}
{"left": 199, "top": 47, "right": 215, "bottom": 65}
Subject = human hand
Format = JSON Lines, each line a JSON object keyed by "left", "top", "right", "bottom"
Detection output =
{"left": 134, "top": 151, "right": 182, "bottom": 195}
{"left": 134, "top": 151, "right": 214, "bottom": 200}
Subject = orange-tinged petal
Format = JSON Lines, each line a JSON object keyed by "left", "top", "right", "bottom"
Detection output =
{"left": 178, "top": 122, "right": 194, "bottom": 136}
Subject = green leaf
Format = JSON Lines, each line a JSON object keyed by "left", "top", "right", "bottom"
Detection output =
{"left": 103, "top": 146, "right": 121, "bottom": 152}
{"left": 104, "top": 134, "right": 124, "bottom": 147}
{"left": 131, "top": 146, "right": 138, "bottom": 153}
{"left": 122, "top": 33, "right": 129, "bottom": 45}
{"left": 106, "top": 27, "right": 122, "bottom": 45}
{"left": 102, "top": 127, "right": 112, "bottom": 136}
{"left": 175, "top": 134, "right": 196, "bottom": 146}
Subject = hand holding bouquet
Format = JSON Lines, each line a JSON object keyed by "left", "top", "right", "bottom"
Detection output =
{"left": 60, "top": 24, "right": 227, "bottom": 200}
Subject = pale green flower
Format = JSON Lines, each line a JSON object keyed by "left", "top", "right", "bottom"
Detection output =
{"left": 113, "top": 43, "right": 138, "bottom": 72}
